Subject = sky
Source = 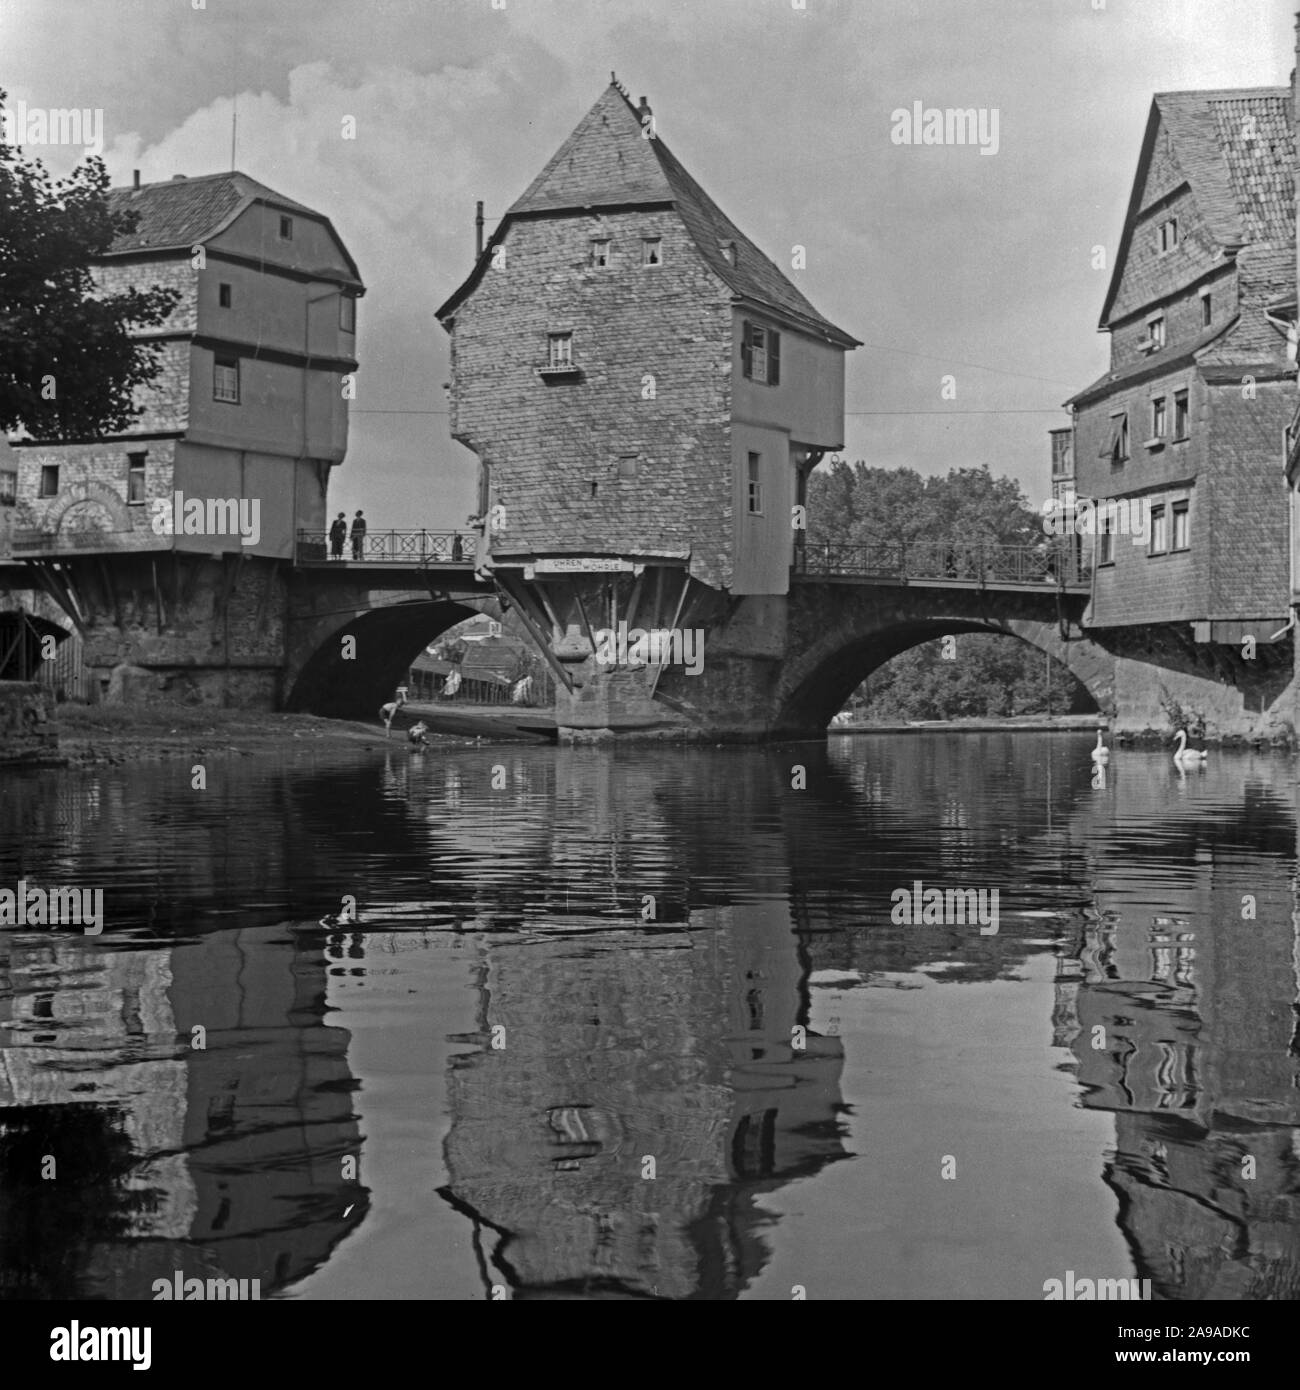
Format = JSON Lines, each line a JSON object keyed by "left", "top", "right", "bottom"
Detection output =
{"left": 2, "top": 0, "right": 1295, "bottom": 529}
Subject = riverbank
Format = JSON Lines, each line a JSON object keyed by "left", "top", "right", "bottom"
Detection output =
{"left": 833, "top": 714, "right": 1104, "bottom": 734}
{"left": 51, "top": 705, "right": 483, "bottom": 767}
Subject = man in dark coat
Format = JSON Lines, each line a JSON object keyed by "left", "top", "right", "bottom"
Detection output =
{"left": 350, "top": 510, "right": 367, "bottom": 560}
{"left": 329, "top": 512, "right": 347, "bottom": 559}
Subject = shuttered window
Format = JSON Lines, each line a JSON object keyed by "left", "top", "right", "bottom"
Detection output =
{"left": 741, "top": 321, "right": 780, "bottom": 385}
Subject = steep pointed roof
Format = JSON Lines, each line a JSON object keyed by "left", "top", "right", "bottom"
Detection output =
{"left": 106, "top": 171, "right": 364, "bottom": 286}
{"left": 1098, "top": 88, "right": 1292, "bottom": 328}
{"left": 439, "top": 82, "right": 858, "bottom": 347}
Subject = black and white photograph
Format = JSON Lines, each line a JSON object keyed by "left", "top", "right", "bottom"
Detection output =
{"left": 1, "top": 0, "right": 1298, "bottom": 1349}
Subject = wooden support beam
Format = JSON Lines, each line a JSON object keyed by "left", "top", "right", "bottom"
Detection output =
{"left": 494, "top": 572, "right": 575, "bottom": 694}
{"left": 29, "top": 562, "right": 87, "bottom": 636}
{"left": 96, "top": 557, "right": 122, "bottom": 629}
{"left": 648, "top": 570, "right": 693, "bottom": 700}
{"left": 151, "top": 559, "right": 166, "bottom": 634}
{"left": 252, "top": 559, "right": 277, "bottom": 636}
{"left": 622, "top": 572, "right": 645, "bottom": 633}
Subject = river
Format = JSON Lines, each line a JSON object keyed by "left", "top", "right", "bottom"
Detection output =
{"left": 1, "top": 732, "right": 1297, "bottom": 1300}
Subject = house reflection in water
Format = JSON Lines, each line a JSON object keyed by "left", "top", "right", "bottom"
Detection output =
{"left": 0, "top": 922, "right": 367, "bottom": 1299}
{"left": 438, "top": 897, "right": 848, "bottom": 1299}
{"left": 1058, "top": 781, "right": 1300, "bottom": 1300}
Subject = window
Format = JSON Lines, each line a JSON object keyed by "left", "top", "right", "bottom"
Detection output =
{"left": 339, "top": 295, "right": 355, "bottom": 332}
{"left": 1201, "top": 292, "right": 1212, "bottom": 328}
{"left": 1104, "top": 411, "right": 1129, "bottom": 465}
{"left": 1146, "top": 315, "right": 1165, "bottom": 351}
{"left": 741, "top": 321, "right": 781, "bottom": 386}
{"left": 1173, "top": 389, "right": 1189, "bottom": 439}
{"left": 218, "top": 282, "right": 232, "bottom": 308}
{"left": 1149, "top": 504, "right": 1167, "bottom": 555}
{"left": 746, "top": 452, "right": 763, "bottom": 514}
{"left": 1151, "top": 397, "right": 1167, "bottom": 438}
{"left": 39, "top": 464, "right": 59, "bottom": 498}
{"left": 642, "top": 237, "right": 662, "bottom": 267}
{"left": 548, "top": 332, "right": 573, "bottom": 369}
{"left": 278, "top": 215, "right": 294, "bottom": 241}
{"left": 213, "top": 357, "right": 240, "bottom": 403}
{"left": 0, "top": 469, "right": 15, "bottom": 505}
{"left": 1158, "top": 217, "right": 1178, "bottom": 253}
{"left": 1172, "top": 500, "right": 1190, "bottom": 551}
{"left": 127, "top": 452, "right": 147, "bottom": 504}
{"left": 590, "top": 238, "right": 610, "bottom": 268}
{"left": 1098, "top": 512, "right": 1114, "bottom": 565}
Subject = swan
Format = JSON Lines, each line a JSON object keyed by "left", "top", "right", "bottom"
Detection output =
{"left": 1173, "top": 729, "right": 1208, "bottom": 768}
{"left": 319, "top": 895, "right": 358, "bottom": 928}
{"left": 1091, "top": 730, "right": 1109, "bottom": 764}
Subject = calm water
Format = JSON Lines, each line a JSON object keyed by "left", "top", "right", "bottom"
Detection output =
{"left": 1, "top": 733, "right": 1297, "bottom": 1301}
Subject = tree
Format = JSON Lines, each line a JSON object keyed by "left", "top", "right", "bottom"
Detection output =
{"left": 808, "top": 460, "right": 1087, "bottom": 719}
{"left": 0, "top": 89, "right": 179, "bottom": 441}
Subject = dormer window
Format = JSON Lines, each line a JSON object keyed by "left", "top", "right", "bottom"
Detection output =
{"left": 741, "top": 320, "right": 780, "bottom": 386}
{"left": 642, "top": 237, "right": 662, "bottom": 267}
{"left": 720, "top": 240, "right": 736, "bottom": 266}
{"left": 279, "top": 215, "right": 294, "bottom": 241}
{"left": 590, "top": 238, "right": 610, "bottom": 268}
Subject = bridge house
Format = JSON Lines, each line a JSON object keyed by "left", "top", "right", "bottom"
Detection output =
{"left": 1066, "top": 88, "right": 1296, "bottom": 658}
{"left": 3, "top": 172, "right": 363, "bottom": 703}
{"left": 436, "top": 79, "right": 861, "bottom": 729}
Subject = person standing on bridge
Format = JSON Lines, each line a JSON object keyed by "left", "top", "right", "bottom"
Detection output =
{"left": 350, "top": 509, "right": 367, "bottom": 560}
{"left": 329, "top": 512, "right": 347, "bottom": 560}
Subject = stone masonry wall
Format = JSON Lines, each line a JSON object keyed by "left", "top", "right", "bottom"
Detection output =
{"left": 448, "top": 208, "right": 736, "bottom": 589}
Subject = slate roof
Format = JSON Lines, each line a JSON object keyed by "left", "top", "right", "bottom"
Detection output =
{"left": 106, "top": 171, "right": 362, "bottom": 284}
{"left": 440, "top": 82, "right": 859, "bottom": 347}
{"left": 1065, "top": 318, "right": 1235, "bottom": 408}
{"left": 1099, "top": 88, "right": 1293, "bottom": 328}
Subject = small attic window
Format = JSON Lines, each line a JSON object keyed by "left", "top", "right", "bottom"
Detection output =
{"left": 719, "top": 240, "right": 736, "bottom": 266}
{"left": 642, "top": 237, "right": 662, "bottom": 267}
{"left": 279, "top": 215, "right": 294, "bottom": 241}
{"left": 1157, "top": 217, "right": 1177, "bottom": 253}
{"left": 590, "top": 238, "right": 610, "bottom": 268}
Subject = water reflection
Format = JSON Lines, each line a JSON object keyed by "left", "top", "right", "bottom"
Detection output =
{"left": 0, "top": 736, "right": 1297, "bottom": 1299}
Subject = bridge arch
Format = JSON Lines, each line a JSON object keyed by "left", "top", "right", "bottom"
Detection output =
{"left": 284, "top": 596, "right": 495, "bottom": 718}
{"left": 775, "top": 585, "right": 1114, "bottom": 734}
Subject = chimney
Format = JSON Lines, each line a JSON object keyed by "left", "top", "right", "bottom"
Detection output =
{"left": 132, "top": 169, "right": 140, "bottom": 190}
{"left": 475, "top": 199, "right": 484, "bottom": 258}
{"left": 637, "top": 95, "right": 652, "bottom": 122}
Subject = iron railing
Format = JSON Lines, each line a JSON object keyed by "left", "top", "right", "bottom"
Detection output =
{"left": 793, "top": 538, "right": 1090, "bottom": 588}
{"left": 296, "top": 528, "right": 473, "bottom": 565}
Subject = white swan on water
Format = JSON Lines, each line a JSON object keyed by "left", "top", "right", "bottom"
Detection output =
{"left": 1173, "top": 729, "right": 1208, "bottom": 768}
{"left": 1091, "top": 730, "right": 1109, "bottom": 764}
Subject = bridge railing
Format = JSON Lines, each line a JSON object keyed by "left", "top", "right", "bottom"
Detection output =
{"left": 793, "top": 538, "right": 1089, "bottom": 587}
{"left": 296, "top": 529, "right": 473, "bottom": 565}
